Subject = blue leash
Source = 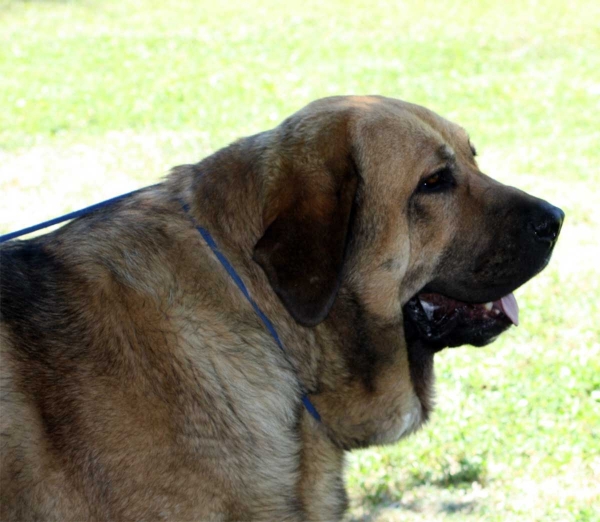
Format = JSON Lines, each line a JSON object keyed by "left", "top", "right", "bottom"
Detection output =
{"left": 179, "top": 201, "right": 321, "bottom": 423}
{"left": 0, "top": 190, "right": 321, "bottom": 423}
{"left": 0, "top": 188, "right": 148, "bottom": 243}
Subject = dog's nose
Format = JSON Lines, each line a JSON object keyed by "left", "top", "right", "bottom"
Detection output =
{"left": 529, "top": 203, "right": 565, "bottom": 244}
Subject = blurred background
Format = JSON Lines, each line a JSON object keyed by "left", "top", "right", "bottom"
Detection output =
{"left": 1, "top": 0, "right": 598, "bottom": 519}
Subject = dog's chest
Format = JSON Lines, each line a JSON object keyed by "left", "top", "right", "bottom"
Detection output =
{"left": 155, "top": 319, "right": 306, "bottom": 517}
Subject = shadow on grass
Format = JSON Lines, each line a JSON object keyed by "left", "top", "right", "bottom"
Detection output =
{"left": 410, "top": 455, "right": 488, "bottom": 489}
{"left": 440, "top": 500, "right": 477, "bottom": 514}
{"left": 348, "top": 456, "right": 486, "bottom": 521}
{"left": 348, "top": 498, "right": 476, "bottom": 522}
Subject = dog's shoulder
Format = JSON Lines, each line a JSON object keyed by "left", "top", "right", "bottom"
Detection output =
{"left": 0, "top": 194, "right": 307, "bottom": 520}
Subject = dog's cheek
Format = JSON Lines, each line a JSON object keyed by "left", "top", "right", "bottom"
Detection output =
{"left": 402, "top": 203, "right": 455, "bottom": 300}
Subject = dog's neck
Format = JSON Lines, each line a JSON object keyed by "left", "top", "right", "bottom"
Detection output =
{"left": 167, "top": 134, "right": 269, "bottom": 258}
{"left": 166, "top": 139, "right": 430, "bottom": 451}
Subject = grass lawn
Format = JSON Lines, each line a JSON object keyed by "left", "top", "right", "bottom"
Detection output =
{"left": 1, "top": 0, "right": 599, "bottom": 519}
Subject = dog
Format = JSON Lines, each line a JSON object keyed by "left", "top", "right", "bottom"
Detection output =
{"left": 0, "top": 96, "right": 563, "bottom": 521}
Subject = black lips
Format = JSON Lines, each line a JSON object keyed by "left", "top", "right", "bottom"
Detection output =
{"left": 403, "top": 295, "right": 514, "bottom": 352}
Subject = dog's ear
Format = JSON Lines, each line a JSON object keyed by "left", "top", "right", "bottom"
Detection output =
{"left": 253, "top": 152, "right": 359, "bottom": 327}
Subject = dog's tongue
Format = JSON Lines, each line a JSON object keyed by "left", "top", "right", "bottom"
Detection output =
{"left": 497, "top": 293, "right": 519, "bottom": 326}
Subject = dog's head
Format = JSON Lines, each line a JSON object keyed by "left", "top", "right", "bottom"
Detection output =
{"left": 253, "top": 95, "right": 563, "bottom": 352}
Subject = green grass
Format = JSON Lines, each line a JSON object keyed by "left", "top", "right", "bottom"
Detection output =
{"left": 1, "top": 0, "right": 599, "bottom": 519}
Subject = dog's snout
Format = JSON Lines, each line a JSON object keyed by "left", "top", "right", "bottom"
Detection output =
{"left": 529, "top": 203, "right": 565, "bottom": 244}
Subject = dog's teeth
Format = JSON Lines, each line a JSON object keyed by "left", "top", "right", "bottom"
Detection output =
{"left": 419, "top": 299, "right": 437, "bottom": 320}
{"left": 484, "top": 302, "right": 493, "bottom": 311}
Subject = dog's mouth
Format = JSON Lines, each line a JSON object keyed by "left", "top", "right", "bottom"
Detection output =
{"left": 403, "top": 291, "right": 518, "bottom": 351}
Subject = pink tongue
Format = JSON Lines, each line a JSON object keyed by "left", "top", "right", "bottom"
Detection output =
{"left": 497, "top": 293, "right": 519, "bottom": 326}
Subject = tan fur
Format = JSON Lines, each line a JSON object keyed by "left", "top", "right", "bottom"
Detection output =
{"left": 0, "top": 96, "right": 561, "bottom": 521}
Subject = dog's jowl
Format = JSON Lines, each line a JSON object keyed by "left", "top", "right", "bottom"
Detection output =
{"left": 0, "top": 96, "right": 563, "bottom": 521}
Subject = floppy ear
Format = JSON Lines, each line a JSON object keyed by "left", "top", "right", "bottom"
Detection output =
{"left": 253, "top": 154, "right": 359, "bottom": 327}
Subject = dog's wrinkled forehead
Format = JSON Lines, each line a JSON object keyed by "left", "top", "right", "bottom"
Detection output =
{"left": 376, "top": 100, "right": 475, "bottom": 165}
{"left": 288, "top": 96, "right": 475, "bottom": 174}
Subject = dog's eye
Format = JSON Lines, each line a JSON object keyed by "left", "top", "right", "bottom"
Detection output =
{"left": 418, "top": 167, "right": 455, "bottom": 193}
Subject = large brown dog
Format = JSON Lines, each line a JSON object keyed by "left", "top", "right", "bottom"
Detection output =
{"left": 0, "top": 96, "right": 563, "bottom": 521}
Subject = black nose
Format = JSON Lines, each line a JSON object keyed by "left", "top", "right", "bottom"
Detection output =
{"left": 529, "top": 204, "right": 565, "bottom": 244}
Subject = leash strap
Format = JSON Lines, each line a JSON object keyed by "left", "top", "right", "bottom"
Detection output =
{"left": 0, "top": 188, "right": 150, "bottom": 243}
{"left": 179, "top": 201, "right": 321, "bottom": 423}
